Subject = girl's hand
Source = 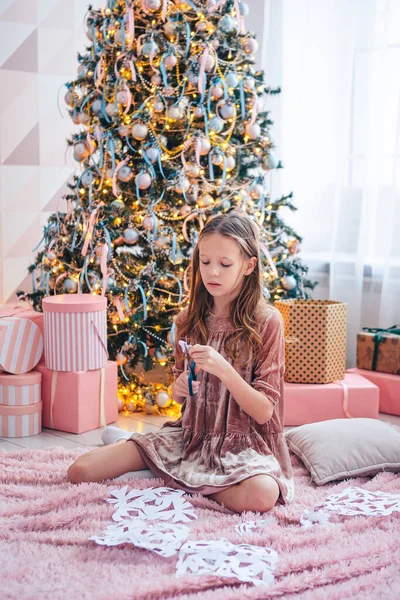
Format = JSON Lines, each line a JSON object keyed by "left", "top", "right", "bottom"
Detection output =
{"left": 189, "top": 344, "right": 229, "bottom": 377}
{"left": 174, "top": 370, "right": 201, "bottom": 397}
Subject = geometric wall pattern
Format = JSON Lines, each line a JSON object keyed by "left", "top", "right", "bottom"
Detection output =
{"left": 0, "top": 0, "right": 92, "bottom": 303}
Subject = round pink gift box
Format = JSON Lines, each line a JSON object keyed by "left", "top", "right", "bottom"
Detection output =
{"left": 0, "top": 402, "right": 42, "bottom": 437}
{"left": 0, "top": 371, "right": 41, "bottom": 406}
{"left": 0, "top": 317, "right": 43, "bottom": 374}
{"left": 42, "top": 294, "right": 108, "bottom": 372}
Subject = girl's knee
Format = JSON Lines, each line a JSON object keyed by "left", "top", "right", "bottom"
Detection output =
{"left": 240, "top": 476, "right": 280, "bottom": 513}
{"left": 67, "top": 457, "right": 91, "bottom": 484}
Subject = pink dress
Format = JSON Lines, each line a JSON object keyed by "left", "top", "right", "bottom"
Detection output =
{"left": 129, "top": 301, "right": 295, "bottom": 504}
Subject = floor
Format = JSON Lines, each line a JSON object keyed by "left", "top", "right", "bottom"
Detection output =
{"left": 1, "top": 411, "right": 400, "bottom": 452}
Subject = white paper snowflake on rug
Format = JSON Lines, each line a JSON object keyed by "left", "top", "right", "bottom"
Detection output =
{"left": 176, "top": 538, "right": 279, "bottom": 587}
{"left": 235, "top": 515, "right": 276, "bottom": 536}
{"left": 106, "top": 486, "right": 197, "bottom": 523}
{"left": 90, "top": 519, "right": 190, "bottom": 557}
{"left": 301, "top": 486, "right": 400, "bottom": 528}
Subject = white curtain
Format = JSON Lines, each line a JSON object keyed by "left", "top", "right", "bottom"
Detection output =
{"left": 258, "top": 0, "right": 400, "bottom": 367}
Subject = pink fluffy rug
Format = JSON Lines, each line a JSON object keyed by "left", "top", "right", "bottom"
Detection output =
{"left": 1, "top": 446, "right": 400, "bottom": 600}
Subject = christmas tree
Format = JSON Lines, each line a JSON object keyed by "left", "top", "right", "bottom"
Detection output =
{"left": 20, "top": 0, "right": 316, "bottom": 415}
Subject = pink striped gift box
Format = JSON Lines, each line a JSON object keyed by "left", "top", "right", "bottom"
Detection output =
{"left": 0, "top": 402, "right": 42, "bottom": 437}
{"left": 0, "top": 371, "right": 41, "bottom": 406}
{"left": 42, "top": 294, "right": 108, "bottom": 372}
{"left": 0, "top": 317, "right": 44, "bottom": 374}
{"left": 0, "top": 303, "right": 45, "bottom": 363}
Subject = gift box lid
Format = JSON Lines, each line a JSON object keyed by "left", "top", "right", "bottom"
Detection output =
{"left": 0, "top": 370, "right": 42, "bottom": 386}
{"left": 42, "top": 294, "right": 107, "bottom": 313}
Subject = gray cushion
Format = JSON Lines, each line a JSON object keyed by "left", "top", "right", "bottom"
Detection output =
{"left": 285, "top": 418, "right": 400, "bottom": 485}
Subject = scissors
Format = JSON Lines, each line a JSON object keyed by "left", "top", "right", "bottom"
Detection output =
{"left": 178, "top": 338, "right": 197, "bottom": 396}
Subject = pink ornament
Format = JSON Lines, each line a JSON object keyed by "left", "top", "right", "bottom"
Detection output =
{"left": 143, "top": 215, "right": 156, "bottom": 230}
{"left": 116, "top": 90, "right": 129, "bottom": 105}
{"left": 167, "top": 106, "right": 182, "bottom": 120}
{"left": 106, "top": 103, "right": 119, "bottom": 118}
{"left": 131, "top": 123, "right": 148, "bottom": 140}
{"left": 72, "top": 113, "right": 81, "bottom": 125}
{"left": 245, "top": 122, "right": 261, "bottom": 139}
{"left": 174, "top": 177, "right": 190, "bottom": 193}
{"left": 250, "top": 183, "right": 264, "bottom": 199}
{"left": 211, "top": 85, "right": 224, "bottom": 99}
{"left": 185, "top": 163, "right": 201, "bottom": 178}
{"left": 79, "top": 112, "right": 90, "bottom": 125}
{"left": 199, "top": 137, "right": 211, "bottom": 155}
{"left": 136, "top": 171, "right": 152, "bottom": 189}
{"left": 198, "top": 193, "right": 214, "bottom": 208}
{"left": 164, "top": 20, "right": 177, "bottom": 37}
{"left": 118, "top": 125, "right": 130, "bottom": 137}
{"left": 165, "top": 54, "right": 177, "bottom": 69}
{"left": 73, "top": 142, "right": 89, "bottom": 161}
{"left": 142, "top": 0, "right": 161, "bottom": 10}
{"left": 226, "top": 155, "right": 236, "bottom": 171}
{"left": 194, "top": 106, "right": 204, "bottom": 118}
{"left": 151, "top": 74, "right": 162, "bottom": 86}
{"left": 243, "top": 38, "right": 259, "bottom": 55}
{"left": 153, "top": 100, "right": 164, "bottom": 112}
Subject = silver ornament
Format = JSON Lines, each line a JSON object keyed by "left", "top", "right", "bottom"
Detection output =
{"left": 239, "top": 1, "right": 250, "bottom": 16}
{"left": 123, "top": 228, "right": 139, "bottom": 244}
{"left": 225, "top": 72, "right": 239, "bottom": 88}
{"left": 155, "top": 391, "right": 172, "bottom": 408}
{"left": 64, "top": 278, "right": 77, "bottom": 293}
{"left": 209, "top": 116, "right": 224, "bottom": 134}
{"left": 142, "top": 40, "right": 159, "bottom": 57}
{"left": 221, "top": 15, "right": 235, "bottom": 32}
{"left": 145, "top": 147, "right": 159, "bottom": 163}
{"left": 105, "top": 103, "right": 119, "bottom": 118}
{"left": 219, "top": 102, "right": 235, "bottom": 120}
{"left": 117, "top": 166, "right": 133, "bottom": 182}
{"left": 92, "top": 99, "right": 102, "bottom": 114}
{"left": 281, "top": 275, "right": 297, "bottom": 291}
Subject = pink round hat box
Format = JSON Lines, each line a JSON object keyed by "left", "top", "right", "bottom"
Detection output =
{"left": 0, "top": 371, "right": 42, "bottom": 437}
{"left": 0, "top": 316, "right": 43, "bottom": 374}
{"left": 42, "top": 294, "right": 108, "bottom": 372}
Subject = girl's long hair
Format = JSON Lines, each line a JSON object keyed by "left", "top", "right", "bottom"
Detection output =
{"left": 176, "top": 213, "right": 268, "bottom": 366}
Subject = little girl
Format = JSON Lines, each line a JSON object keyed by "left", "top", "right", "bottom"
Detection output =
{"left": 68, "top": 213, "right": 294, "bottom": 514}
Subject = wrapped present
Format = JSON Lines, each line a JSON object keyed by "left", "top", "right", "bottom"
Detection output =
{"left": 347, "top": 368, "right": 400, "bottom": 416}
{"left": 356, "top": 325, "right": 400, "bottom": 375}
{"left": 0, "top": 317, "right": 44, "bottom": 374}
{"left": 283, "top": 373, "right": 379, "bottom": 427}
{"left": 275, "top": 299, "right": 347, "bottom": 384}
{"left": 42, "top": 294, "right": 108, "bottom": 372}
{"left": 0, "top": 303, "right": 45, "bottom": 363}
{"left": 37, "top": 361, "right": 118, "bottom": 434}
{"left": 0, "top": 371, "right": 41, "bottom": 405}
